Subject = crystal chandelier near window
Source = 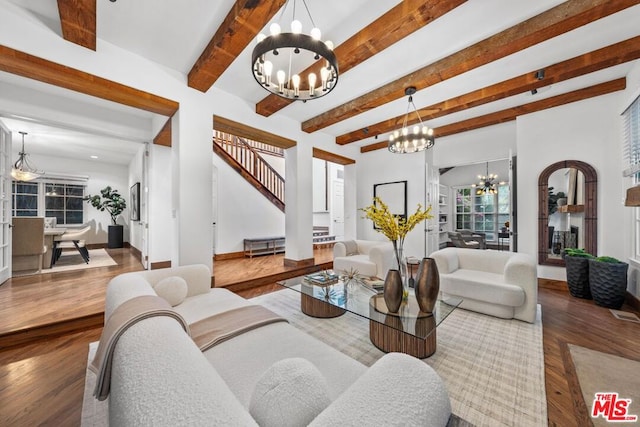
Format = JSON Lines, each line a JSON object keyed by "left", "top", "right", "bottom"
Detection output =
{"left": 388, "top": 87, "right": 435, "bottom": 154}
{"left": 472, "top": 162, "right": 504, "bottom": 195}
{"left": 251, "top": 0, "right": 338, "bottom": 101}
{"left": 11, "top": 131, "right": 42, "bottom": 182}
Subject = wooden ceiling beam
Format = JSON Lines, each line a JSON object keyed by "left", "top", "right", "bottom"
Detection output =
{"left": 360, "top": 78, "right": 626, "bottom": 153}
{"left": 213, "top": 115, "right": 296, "bottom": 149}
{"left": 339, "top": 36, "right": 640, "bottom": 145}
{"left": 255, "top": 0, "right": 466, "bottom": 117}
{"left": 188, "top": 0, "right": 287, "bottom": 92}
{"left": 57, "top": 0, "right": 96, "bottom": 50}
{"left": 153, "top": 118, "right": 172, "bottom": 147}
{"left": 0, "top": 45, "right": 179, "bottom": 117}
{"left": 304, "top": 0, "right": 640, "bottom": 134}
{"left": 312, "top": 147, "right": 355, "bottom": 165}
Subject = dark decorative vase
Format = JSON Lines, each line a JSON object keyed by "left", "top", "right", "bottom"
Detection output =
{"left": 565, "top": 256, "right": 592, "bottom": 299}
{"left": 415, "top": 257, "right": 440, "bottom": 313}
{"left": 588, "top": 259, "right": 628, "bottom": 309}
{"left": 108, "top": 225, "right": 124, "bottom": 249}
{"left": 383, "top": 269, "right": 403, "bottom": 313}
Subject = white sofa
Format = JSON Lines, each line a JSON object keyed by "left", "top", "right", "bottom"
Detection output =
{"left": 101, "top": 264, "right": 452, "bottom": 426}
{"left": 332, "top": 239, "right": 396, "bottom": 278}
{"left": 431, "top": 247, "right": 538, "bottom": 323}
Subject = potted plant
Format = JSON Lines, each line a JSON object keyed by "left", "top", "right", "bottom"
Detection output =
{"left": 588, "top": 256, "right": 629, "bottom": 309}
{"left": 564, "top": 248, "right": 593, "bottom": 299}
{"left": 84, "top": 186, "right": 127, "bottom": 248}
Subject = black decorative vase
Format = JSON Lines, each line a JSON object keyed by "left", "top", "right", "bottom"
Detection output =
{"left": 383, "top": 269, "right": 403, "bottom": 313}
{"left": 565, "top": 256, "right": 592, "bottom": 299}
{"left": 108, "top": 225, "right": 124, "bottom": 249}
{"left": 588, "top": 259, "right": 628, "bottom": 309}
{"left": 415, "top": 257, "right": 440, "bottom": 313}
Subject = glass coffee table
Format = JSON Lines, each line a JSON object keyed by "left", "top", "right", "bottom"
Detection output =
{"left": 278, "top": 273, "right": 462, "bottom": 358}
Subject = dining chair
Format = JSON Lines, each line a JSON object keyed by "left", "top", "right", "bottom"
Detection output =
{"left": 52, "top": 225, "right": 92, "bottom": 265}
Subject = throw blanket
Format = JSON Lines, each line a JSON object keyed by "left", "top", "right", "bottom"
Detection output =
{"left": 191, "top": 305, "right": 288, "bottom": 352}
{"left": 89, "top": 295, "right": 190, "bottom": 401}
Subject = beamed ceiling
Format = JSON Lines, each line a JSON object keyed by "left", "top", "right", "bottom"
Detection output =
{"left": 1, "top": 0, "right": 640, "bottom": 160}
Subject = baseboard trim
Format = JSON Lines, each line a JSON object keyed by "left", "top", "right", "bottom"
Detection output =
{"left": 129, "top": 245, "right": 142, "bottom": 263}
{"left": 626, "top": 291, "right": 640, "bottom": 312}
{"left": 151, "top": 261, "right": 171, "bottom": 270}
{"left": 538, "top": 278, "right": 567, "bottom": 291}
{"left": 214, "top": 251, "right": 245, "bottom": 260}
{"left": 284, "top": 257, "right": 315, "bottom": 268}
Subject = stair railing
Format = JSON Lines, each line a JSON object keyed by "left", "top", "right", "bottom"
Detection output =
{"left": 214, "top": 131, "right": 285, "bottom": 205}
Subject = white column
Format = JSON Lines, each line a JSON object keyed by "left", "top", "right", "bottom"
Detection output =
{"left": 172, "top": 99, "right": 213, "bottom": 271}
{"left": 343, "top": 163, "right": 357, "bottom": 240}
{"left": 284, "top": 143, "right": 314, "bottom": 262}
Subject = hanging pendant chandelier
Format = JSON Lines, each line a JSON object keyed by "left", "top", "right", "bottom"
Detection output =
{"left": 472, "top": 162, "right": 503, "bottom": 195}
{"left": 11, "top": 131, "right": 42, "bottom": 182}
{"left": 388, "top": 87, "right": 435, "bottom": 154}
{"left": 251, "top": 0, "right": 338, "bottom": 101}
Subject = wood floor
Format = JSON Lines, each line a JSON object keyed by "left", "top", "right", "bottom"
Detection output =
{"left": 0, "top": 249, "right": 639, "bottom": 426}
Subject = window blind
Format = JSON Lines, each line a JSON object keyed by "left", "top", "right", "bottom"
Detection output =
{"left": 622, "top": 94, "right": 640, "bottom": 177}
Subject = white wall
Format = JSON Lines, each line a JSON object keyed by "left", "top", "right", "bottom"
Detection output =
{"left": 518, "top": 92, "right": 625, "bottom": 280}
{"left": 213, "top": 152, "right": 285, "bottom": 254}
{"left": 433, "top": 122, "right": 516, "bottom": 167}
{"left": 355, "top": 148, "right": 427, "bottom": 259}
{"left": 18, "top": 152, "right": 129, "bottom": 244}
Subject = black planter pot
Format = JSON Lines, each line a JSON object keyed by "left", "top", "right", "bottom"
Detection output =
{"left": 565, "top": 256, "right": 592, "bottom": 299}
{"left": 588, "top": 259, "right": 629, "bottom": 309}
{"left": 108, "top": 225, "right": 124, "bottom": 249}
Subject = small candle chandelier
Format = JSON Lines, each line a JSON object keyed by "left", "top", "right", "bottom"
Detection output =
{"left": 11, "top": 131, "right": 42, "bottom": 182}
{"left": 251, "top": 0, "right": 338, "bottom": 101}
{"left": 388, "top": 87, "right": 435, "bottom": 154}
{"left": 472, "top": 162, "right": 504, "bottom": 195}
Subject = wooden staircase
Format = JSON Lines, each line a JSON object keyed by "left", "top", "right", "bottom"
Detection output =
{"left": 213, "top": 132, "right": 337, "bottom": 250}
{"left": 313, "top": 226, "right": 337, "bottom": 248}
{"left": 213, "top": 131, "right": 285, "bottom": 212}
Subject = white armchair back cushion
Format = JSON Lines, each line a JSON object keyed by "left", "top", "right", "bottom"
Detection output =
{"left": 456, "top": 248, "right": 512, "bottom": 274}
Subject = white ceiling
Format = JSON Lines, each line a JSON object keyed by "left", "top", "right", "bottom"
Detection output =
{"left": 1, "top": 0, "right": 639, "bottom": 162}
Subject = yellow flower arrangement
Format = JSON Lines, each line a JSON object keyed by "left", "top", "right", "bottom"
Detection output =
{"left": 361, "top": 197, "right": 433, "bottom": 270}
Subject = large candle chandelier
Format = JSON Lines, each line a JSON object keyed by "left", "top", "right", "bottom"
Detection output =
{"left": 251, "top": 0, "right": 338, "bottom": 101}
{"left": 388, "top": 87, "right": 435, "bottom": 154}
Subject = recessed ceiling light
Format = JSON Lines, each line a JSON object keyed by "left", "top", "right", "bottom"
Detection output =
{"left": 90, "top": 155, "right": 98, "bottom": 159}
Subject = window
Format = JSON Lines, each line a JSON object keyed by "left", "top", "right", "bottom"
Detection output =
{"left": 12, "top": 181, "right": 85, "bottom": 225}
{"left": 45, "top": 183, "right": 85, "bottom": 224}
{"left": 12, "top": 181, "right": 38, "bottom": 217}
{"left": 454, "top": 184, "right": 510, "bottom": 241}
{"left": 623, "top": 94, "right": 640, "bottom": 260}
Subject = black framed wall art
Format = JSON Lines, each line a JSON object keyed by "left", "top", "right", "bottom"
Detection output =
{"left": 130, "top": 182, "right": 140, "bottom": 221}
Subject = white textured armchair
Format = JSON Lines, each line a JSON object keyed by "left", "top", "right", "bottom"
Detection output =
{"left": 332, "top": 240, "right": 395, "bottom": 279}
{"left": 431, "top": 247, "right": 538, "bottom": 323}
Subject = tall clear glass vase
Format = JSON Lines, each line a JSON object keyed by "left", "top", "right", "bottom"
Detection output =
{"left": 397, "top": 247, "right": 409, "bottom": 300}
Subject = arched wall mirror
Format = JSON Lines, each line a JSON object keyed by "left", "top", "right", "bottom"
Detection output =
{"left": 538, "top": 160, "right": 597, "bottom": 266}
